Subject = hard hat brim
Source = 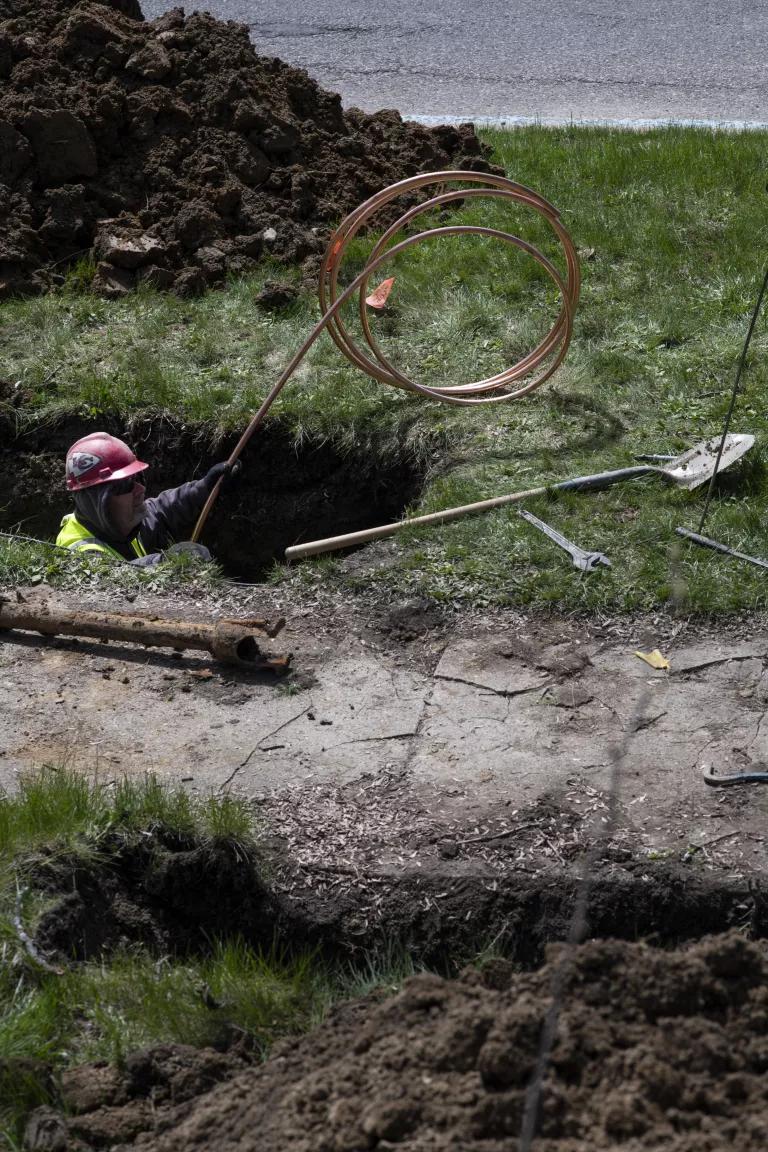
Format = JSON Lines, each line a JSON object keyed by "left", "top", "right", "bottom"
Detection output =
{"left": 66, "top": 458, "right": 149, "bottom": 492}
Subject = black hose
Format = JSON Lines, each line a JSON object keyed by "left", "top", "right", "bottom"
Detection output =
{"left": 702, "top": 768, "right": 768, "bottom": 786}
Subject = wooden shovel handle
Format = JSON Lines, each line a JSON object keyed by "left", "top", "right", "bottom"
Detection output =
{"left": 284, "top": 466, "right": 653, "bottom": 561}
{"left": 285, "top": 484, "right": 550, "bottom": 560}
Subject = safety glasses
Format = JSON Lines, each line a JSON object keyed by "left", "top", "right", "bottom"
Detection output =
{"left": 110, "top": 474, "right": 145, "bottom": 496}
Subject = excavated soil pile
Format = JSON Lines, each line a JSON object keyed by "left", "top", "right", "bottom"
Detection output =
{"left": 49, "top": 933, "right": 768, "bottom": 1151}
{"left": 0, "top": 0, "right": 495, "bottom": 299}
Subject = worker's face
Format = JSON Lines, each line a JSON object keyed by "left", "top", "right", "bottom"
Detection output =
{"left": 108, "top": 476, "right": 147, "bottom": 538}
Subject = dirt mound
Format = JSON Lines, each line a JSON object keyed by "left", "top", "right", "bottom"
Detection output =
{"left": 28, "top": 830, "right": 276, "bottom": 961}
{"left": 43, "top": 933, "right": 768, "bottom": 1150}
{"left": 0, "top": 0, "right": 496, "bottom": 299}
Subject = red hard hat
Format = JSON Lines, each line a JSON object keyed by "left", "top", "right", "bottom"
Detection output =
{"left": 65, "top": 433, "right": 148, "bottom": 492}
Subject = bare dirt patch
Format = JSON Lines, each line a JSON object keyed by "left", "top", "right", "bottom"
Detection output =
{"left": 0, "top": 0, "right": 496, "bottom": 298}
{"left": 7, "top": 587, "right": 768, "bottom": 1147}
{"left": 28, "top": 832, "right": 276, "bottom": 961}
{"left": 36, "top": 933, "right": 768, "bottom": 1151}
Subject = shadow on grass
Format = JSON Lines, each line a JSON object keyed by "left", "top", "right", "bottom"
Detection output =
{"left": 432, "top": 389, "right": 627, "bottom": 481}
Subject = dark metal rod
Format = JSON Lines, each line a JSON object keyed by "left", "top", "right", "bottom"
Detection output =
{"left": 697, "top": 259, "right": 768, "bottom": 532}
{"left": 676, "top": 526, "right": 768, "bottom": 571}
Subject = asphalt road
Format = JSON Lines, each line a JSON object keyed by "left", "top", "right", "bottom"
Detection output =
{"left": 139, "top": 0, "right": 768, "bottom": 125}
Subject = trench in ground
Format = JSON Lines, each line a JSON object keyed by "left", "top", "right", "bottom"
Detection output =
{"left": 4, "top": 415, "right": 768, "bottom": 964}
{"left": 28, "top": 829, "right": 768, "bottom": 972}
{"left": 0, "top": 413, "right": 427, "bottom": 577}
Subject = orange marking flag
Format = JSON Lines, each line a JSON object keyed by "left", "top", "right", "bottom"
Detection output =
{"left": 365, "top": 277, "right": 395, "bottom": 309}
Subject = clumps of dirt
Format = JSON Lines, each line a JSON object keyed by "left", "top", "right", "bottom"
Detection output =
{"left": 0, "top": 376, "right": 34, "bottom": 408}
{"left": 36, "top": 933, "right": 768, "bottom": 1150}
{"left": 0, "top": 0, "right": 498, "bottom": 299}
{"left": 373, "top": 595, "right": 446, "bottom": 642}
{"left": 28, "top": 831, "right": 276, "bottom": 962}
{"left": 252, "top": 279, "right": 299, "bottom": 311}
{"left": 47, "top": 1045, "right": 253, "bottom": 1151}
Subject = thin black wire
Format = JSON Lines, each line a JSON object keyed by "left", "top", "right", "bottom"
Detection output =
{"left": 697, "top": 258, "right": 768, "bottom": 533}
{"left": 0, "top": 530, "right": 242, "bottom": 587}
{"left": 518, "top": 682, "right": 652, "bottom": 1150}
{"left": 519, "top": 506, "right": 693, "bottom": 1148}
{"left": 0, "top": 530, "right": 71, "bottom": 553}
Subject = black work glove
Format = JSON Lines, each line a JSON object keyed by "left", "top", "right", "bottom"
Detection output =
{"left": 129, "top": 552, "right": 163, "bottom": 568}
{"left": 165, "top": 541, "right": 212, "bottom": 562}
{"left": 203, "top": 461, "right": 242, "bottom": 493}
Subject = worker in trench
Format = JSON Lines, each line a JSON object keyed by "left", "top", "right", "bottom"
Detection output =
{"left": 56, "top": 432, "right": 238, "bottom": 566}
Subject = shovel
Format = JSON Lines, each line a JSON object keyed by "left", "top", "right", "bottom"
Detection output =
{"left": 285, "top": 434, "right": 754, "bottom": 561}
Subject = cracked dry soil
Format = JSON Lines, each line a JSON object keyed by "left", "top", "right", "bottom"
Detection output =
{"left": 6, "top": 583, "right": 768, "bottom": 1149}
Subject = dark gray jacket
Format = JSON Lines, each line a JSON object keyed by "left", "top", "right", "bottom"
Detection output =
{"left": 137, "top": 477, "right": 214, "bottom": 555}
{"left": 71, "top": 476, "right": 215, "bottom": 565}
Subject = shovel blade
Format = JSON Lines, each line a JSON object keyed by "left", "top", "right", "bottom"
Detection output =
{"left": 665, "top": 433, "right": 755, "bottom": 489}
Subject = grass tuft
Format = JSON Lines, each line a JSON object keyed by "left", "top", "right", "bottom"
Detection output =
{"left": 0, "top": 535, "right": 225, "bottom": 594}
{"left": 0, "top": 768, "right": 256, "bottom": 868}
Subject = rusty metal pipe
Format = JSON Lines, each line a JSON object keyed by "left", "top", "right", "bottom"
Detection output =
{"left": 0, "top": 598, "right": 288, "bottom": 670}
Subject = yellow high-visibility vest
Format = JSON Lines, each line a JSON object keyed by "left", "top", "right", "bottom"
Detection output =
{"left": 56, "top": 513, "right": 148, "bottom": 560}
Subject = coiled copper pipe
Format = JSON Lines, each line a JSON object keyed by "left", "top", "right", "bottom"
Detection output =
{"left": 192, "top": 170, "right": 579, "bottom": 541}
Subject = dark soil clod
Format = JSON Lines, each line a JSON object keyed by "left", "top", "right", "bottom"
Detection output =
{"left": 0, "top": 0, "right": 497, "bottom": 299}
{"left": 30, "top": 833, "right": 276, "bottom": 961}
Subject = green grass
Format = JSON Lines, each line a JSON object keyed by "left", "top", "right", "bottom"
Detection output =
{"left": 0, "top": 941, "right": 331, "bottom": 1144}
{"left": 0, "top": 769, "right": 416, "bottom": 1145}
{"left": 0, "top": 936, "right": 413, "bottom": 1145}
{"left": 0, "top": 770, "right": 262, "bottom": 1141}
{"left": 0, "top": 768, "right": 256, "bottom": 881}
{"left": 0, "top": 535, "right": 226, "bottom": 594}
{"left": 3, "top": 126, "right": 768, "bottom": 612}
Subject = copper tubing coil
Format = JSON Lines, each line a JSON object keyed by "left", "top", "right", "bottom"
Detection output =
{"left": 192, "top": 170, "right": 579, "bottom": 542}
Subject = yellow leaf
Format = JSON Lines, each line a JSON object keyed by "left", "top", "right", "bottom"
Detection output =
{"left": 634, "top": 649, "right": 670, "bottom": 670}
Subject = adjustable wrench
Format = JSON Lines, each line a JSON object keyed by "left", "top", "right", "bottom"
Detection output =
{"left": 519, "top": 509, "right": 612, "bottom": 572}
